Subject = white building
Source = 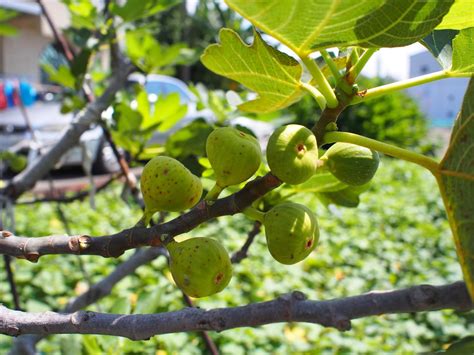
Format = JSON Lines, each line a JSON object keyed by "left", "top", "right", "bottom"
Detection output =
{"left": 407, "top": 51, "right": 469, "bottom": 128}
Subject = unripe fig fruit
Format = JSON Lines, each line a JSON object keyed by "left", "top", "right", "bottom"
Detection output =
{"left": 206, "top": 127, "right": 262, "bottom": 188}
{"left": 266, "top": 124, "right": 318, "bottom": 185}
{"left": 264, "top": 202, "right": 319, "bottom": 265}
{"left": 167, "top": 237, "right": 233, "bottom": 298}
{"left": 322, "top": 142, "right": 379, "bottom": 186}
{"left": 141, "top": 156, "right": 202, "bottom": 215}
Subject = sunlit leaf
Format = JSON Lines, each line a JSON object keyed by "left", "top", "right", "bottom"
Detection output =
{"left": 225, "top": 0, "right": 454, "bottom": 56}
{"left": 152, "top": 93, "right": 188, "bottom": 132}
{"left": 436, "top": 0, "right": 474, "bottom": 30}
{"left": 438, "top": 78, "right": 474, "bottom": 299}
{"left": 451, "top": 28, "right": 474, "bottom": 74}
{"left": 0, "top": 23, "right": 17, "bottom": 36}
{"left": 41, "top": 64, "right": 76, "bottom": 89}
{"left": 444, "top": 336, "right": 474, "bottom": 353}
{"left": 125, "top": 29, "right": 189, "bottom": 73}
{"left": 111, "top": 0, "right": 179, "bottom": 22}
{"left": 422, "top": 28, "right": 474, "bottom": 74}
{"left": 201, "top": 29, "right": 304, "bottom": 113}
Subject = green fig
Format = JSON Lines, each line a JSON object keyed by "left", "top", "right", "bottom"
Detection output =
{"left": 206, "top": 127, "right": 262, "bottom": 192}
{"left": 264, "top": 202, "right": 319, "bottom": 265}
{"left": 266, "top": 124, "right": 318, "bottom": 185}
{"left": 167, "top": 237, "right": 233, "bottom": 298}
{"left": 322, "top": 142, "right": 379, "bottom": 186}
{"left": 140, "top": 156, "right": 202, "bottom": 224}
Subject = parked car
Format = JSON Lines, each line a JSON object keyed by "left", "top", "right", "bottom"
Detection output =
{"left": 125, "top": 73, "right": 274, "bottom": 146}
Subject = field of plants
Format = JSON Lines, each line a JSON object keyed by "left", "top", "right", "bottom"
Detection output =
{"left": 1, "top": 158, "right": 469, "bottom": 354}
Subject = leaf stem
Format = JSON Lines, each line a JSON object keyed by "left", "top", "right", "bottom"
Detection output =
{"left": 322, "top": 131, "right": 439, "bottom": 174}
{"left": 319, "top": 49, "right": 342, "bottom": 81}
{"left": 243, "top": 206, "right": 265, "bottom": 223}
{"left": 351, "top": 70, "right": 471, "bottom": 105}
{"left": 347, "top": 48, "right": 377, "bottom": 81}
{"left": 301, "top": 56, "right": 339, "bottom": 108}
{"left": 301, "top": 82, "right": 327, "bottom": 110}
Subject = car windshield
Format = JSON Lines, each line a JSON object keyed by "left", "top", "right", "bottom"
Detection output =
{"left": 144, "top": 81, "right": 193, "bottom": 103}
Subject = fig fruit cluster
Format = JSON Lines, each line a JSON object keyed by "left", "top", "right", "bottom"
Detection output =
{"left": 138, "top": 124, "right": 381, "bottom": 296}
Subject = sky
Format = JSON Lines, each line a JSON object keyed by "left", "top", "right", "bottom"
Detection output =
{"left": 360, "top": 43, "right": 430, "bottom": 80}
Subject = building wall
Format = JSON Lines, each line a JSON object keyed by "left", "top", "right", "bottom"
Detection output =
{"left": 407, "top": 51, "right": 470, "bottom": 127}
{"left": 0, "top": 0, "right": 70, "bottom": 82}
{"left": 0, "top": 14, "right": 51, "bottom": 81}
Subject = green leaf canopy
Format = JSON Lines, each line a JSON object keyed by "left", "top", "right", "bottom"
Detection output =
{"left": 226, "top": 0, "right": 454, "bottom": 56}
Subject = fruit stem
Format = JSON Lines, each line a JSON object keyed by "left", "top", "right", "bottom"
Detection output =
{"left": 243, "top": 207, "right": 265, "bottom": 223}
{"left": 301, "top": 55, "right": 339, "bottom": 108}
{"left": 322, "top": 131, "right": 439, "bottom": 174}
{"left": 205, "top": 183, "right": 224, "bottom": 201}
{"left": 135, "top": 210, "right": 154, "bottom": 228}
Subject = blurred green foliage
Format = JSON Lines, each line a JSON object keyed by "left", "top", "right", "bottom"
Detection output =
{"left": 1, "top": 159, "right": 471, "bottom": 354}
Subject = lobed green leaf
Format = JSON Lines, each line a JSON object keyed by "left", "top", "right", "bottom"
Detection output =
{"left": 225, "top": 0, "right": 454, "bottom": 56}
{"left": 438, "top": 78, "right": 474, "bottom": 299}
{"left": 201, "top": 28, "right": 304, "bottom": 113}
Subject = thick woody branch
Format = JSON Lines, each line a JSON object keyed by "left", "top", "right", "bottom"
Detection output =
{"left": 1, "top": 282, "right": 471, "bottom": 340}
{"left": 0, "top": 174, "right": 281, "bottom": 261}
{"left": 9, "top": 247, "right": 167, "bottom": 355}
{"left": 2, "top": 61, "right": 133, "bottom": 200}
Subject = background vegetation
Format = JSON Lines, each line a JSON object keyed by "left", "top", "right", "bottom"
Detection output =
{"left": 1, "top": 159, "right": 468, "bottom": 354}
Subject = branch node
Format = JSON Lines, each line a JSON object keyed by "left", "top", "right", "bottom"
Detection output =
{"left": 68, "top": 236, "right": 81, "bottom": 252}
{"left": 411, "top": 284, "right": 438, "bottom": 308}
{"left": 334, "top": 317, "right": 351, "bottom": 331}
{"left": 6, "top": 325, "right": 21, "bottom": 337}
{"left": 71, "top": 310, "right": 93, "bottom": 326}
{"left": 25, "top": 252, "right": 40, "bottom": 263}
{"left": 78, "top": 236, "right": 92, "bottom": 251}
{"left": 1, "top": 230, "right": 13, "bottom": 238}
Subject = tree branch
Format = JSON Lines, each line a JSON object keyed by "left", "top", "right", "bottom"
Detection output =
{"left": 0, "top": 174, "right": 281, "bottom": 261}
{"left": 9, "top": 247, "right": 168, "bottom": 354}
{"left": 231, "top": 221, "right": 261, "bottom": 264}
{"left": 1, "top": 282, "right": 471, "bottom": 340}
{"left": 2, "top": 61, "right": 133, "bottom": 200}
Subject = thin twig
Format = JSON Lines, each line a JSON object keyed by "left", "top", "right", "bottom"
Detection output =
{"left": 182, "top": 294, "right": 220, "bottom": 355}
{"left": 231, "top": 221, "right": 261, "bottom": 264}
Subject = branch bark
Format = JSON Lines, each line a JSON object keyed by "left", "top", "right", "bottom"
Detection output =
{"left": 1, "top": 282, "right": 471, "bottom": 340}
{"left": 0, "top": 173, "right": 281, "bottom": 261}
{"left": 9, "top": 247, "right": 167, "bottom": 354}
{"left": 2, "top": 61, "right": 133, "bottom": 200}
